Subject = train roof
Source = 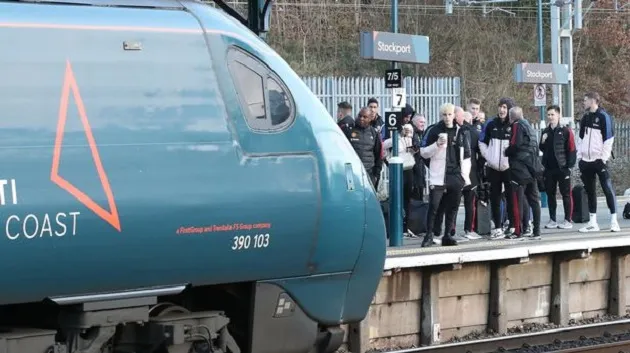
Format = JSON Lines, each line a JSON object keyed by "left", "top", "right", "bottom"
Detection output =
{"left": 0, "top": 0, "right": 191, "bottom": 10}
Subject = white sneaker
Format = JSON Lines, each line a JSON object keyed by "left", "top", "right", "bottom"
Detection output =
{"left": 406, "top": 229, "right": 419, "bottom": 238}
{"left": 464, "top": 231, "right": 482, "bottom": 240}
{"left": 579, "top": 222, "right": 600, "bottom": 233}
{"left": 611, "top": 221, "right": 621, "bottom": 232}
{"left": 488, "top": 228, "right": 505, "bottom": 240}
{"left": 557, "top": 220, "right": 573, "bottom": 229}
{"left": 545, "top": 220, "right": 558, "bottom": 229}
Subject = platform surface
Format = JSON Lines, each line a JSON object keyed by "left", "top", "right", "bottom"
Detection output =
{"left": 384, "top": 196, "right": 630, "bottom": 269}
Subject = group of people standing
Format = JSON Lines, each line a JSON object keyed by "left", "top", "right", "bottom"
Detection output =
{"left": 337, "top": 91, "right": 620, "bottom": 247}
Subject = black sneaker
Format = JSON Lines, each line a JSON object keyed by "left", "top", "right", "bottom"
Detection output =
{"left": 505, "top": 233, "right": 522, "bottom": 240}
{"left": 441, "top": 236, "right": 459, "bottom": 246}
{"left": 421, "top": 236, "right": 434, "bottom": 247}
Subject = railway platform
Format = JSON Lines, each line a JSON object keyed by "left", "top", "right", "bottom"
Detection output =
{"left": 342, "top": 196, "right": 630, "bottom": 353}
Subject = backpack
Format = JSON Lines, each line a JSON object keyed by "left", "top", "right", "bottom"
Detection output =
{"left": 623, "top": 202, "right": 630, "bottom": 219}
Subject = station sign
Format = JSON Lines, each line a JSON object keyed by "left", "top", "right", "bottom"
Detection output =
{"left": 513, "top": 63, "right": 569, "bottom": 84}
{"left": 385, "top": 69, "right": 402, "bottom": 88}
{"left": 360, "top": 31, "right": 430, "bottom": 64}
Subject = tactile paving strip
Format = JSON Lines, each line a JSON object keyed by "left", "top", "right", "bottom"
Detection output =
{"left": 386, "top": 230, "right": 630, "bottom": 258}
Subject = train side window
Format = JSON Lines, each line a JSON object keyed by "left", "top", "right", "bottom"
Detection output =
{"left": 232, "top": 61, "right": 266, "bottom": 121}
{"left": 267, "top": 77, "right": 291, "bottom": 126}
{"left": 227, "top": 47, "right": 295, "bottom": 132}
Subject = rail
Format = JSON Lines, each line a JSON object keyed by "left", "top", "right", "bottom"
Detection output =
{"left": 382, "top": 319, "right": 630, "bottom": 353}
{"left": 556, "top": 341, "right": 630, "bottom": 352}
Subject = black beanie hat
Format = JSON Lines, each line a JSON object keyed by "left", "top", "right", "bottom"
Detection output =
{"left": 498, "top": 97, "right": 515, "bottom": 111}
{"left": 402, "top": 104, "right": 415, "bottom": 117}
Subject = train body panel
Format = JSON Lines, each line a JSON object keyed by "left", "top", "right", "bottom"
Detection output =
{"left": 0, "top": 1, "right": 386, "bottom": 352}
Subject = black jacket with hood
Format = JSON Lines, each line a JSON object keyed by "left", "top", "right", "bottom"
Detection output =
{"left": 461, "top": 121, "right": 482, "bottom": 188}
{"left": 504, "top": 118, "right": 543, "bottom": 186}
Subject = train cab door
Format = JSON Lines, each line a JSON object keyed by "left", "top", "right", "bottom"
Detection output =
{"left": 213, "top": 43, "right": 320, "bottom": 280}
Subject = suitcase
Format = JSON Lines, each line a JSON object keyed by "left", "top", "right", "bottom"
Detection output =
{"left": 572, "top": 185, "right": 589, "bottom": 223}
{"left": 408, "top": 199, "right": 429, "bottom": 235}
{"left": 475, "top": 199, "right": 492, "bottom": 235}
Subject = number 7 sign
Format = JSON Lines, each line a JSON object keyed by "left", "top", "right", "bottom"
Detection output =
{"left": 391, "top": 87, "right": 406, "bottom": 109}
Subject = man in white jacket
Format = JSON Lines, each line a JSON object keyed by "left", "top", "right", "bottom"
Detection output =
{"left": 577, "top": 91, "right": 620, "bottom": 233}
{"left": 479, "top": 97, "right": 515, "bottom": 239}
{"left": 419, "top": 103, "right": 472, "bottom": 247}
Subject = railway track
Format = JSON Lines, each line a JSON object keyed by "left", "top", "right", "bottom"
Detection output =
{"left": 383, "top": 318, "right": 630, "bottom": 353}
{"left": 554, "top": 340, "right": 630, "bottom": 352}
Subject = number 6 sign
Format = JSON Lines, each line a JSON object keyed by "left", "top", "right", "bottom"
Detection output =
{"left": 385, "top": 111, "right": 403, "bottom": 131}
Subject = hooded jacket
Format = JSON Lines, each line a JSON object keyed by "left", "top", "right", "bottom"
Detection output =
{"left": 504, "top": 118, "right": 542, "bottom": 185}
{"left": 337, "top": 114, "right": 354, "bottom": 139}
{"left": 412, "top": 125, "right": 426, "bottom": 189}
{"left": 479, "top": 98, "right": 515, "bottom": 172}
{"left": 419, "top": 120, "right": 472, "bottom": 187}
{"left": 462, "top": 121, "right": 481, "bottom": 187}
{"left": 577, "top": 106, "right": 615, "bottom": 163}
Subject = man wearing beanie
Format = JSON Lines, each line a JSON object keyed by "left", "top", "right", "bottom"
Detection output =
{"left": 479, "top": 97, "right": 516, "bottom": 239}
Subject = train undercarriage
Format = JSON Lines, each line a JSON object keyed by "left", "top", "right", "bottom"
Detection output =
{"left": 0, "top": 282, "right": 344, "bottom": 353}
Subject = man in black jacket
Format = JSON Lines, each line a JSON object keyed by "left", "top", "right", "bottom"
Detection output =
{"left": 460, "top": 111, "right": 483, "bottom": 239}
{"left": 411, "top": 113, "right": 427, "bottom": 201}
{"left": 419, "top": 103, "right": 472, "bottom": 247}
{"left": 539, "top": 105, "right": 577, "bottom": 229}
{"left": 504, "top": 106, "right": 542, "bottom": 239}
{"left": 337, "top": 101, "right": 354, "bottom": 139}
{"left": 468, "top": 98, "right": 486, "bottom": 182}
{"left": 348, "top": 107, "right": 383, "bottom": 187}
{"left": 367, "top": 97, "right": 385, "bottom": 132}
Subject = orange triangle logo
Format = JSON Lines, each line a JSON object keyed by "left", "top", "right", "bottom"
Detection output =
{"left": 50, "top": 60, "right": 122, "bottom": 232}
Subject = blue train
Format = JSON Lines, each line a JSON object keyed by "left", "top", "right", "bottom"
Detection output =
{"left": 0, "top": 0, "right": 387, "bottom": 352}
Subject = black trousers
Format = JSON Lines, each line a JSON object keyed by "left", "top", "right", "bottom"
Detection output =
{"left": 462, "top": 187, "right": 476, "bottom": 232}
{"left": 413, "top": 183, "right": 425, "bottom": 201}
{"left": 403, "top": 169, "right": 414, "bottom": 229}
{"left": 510, "top": 180, "right": 541, "bottom": 236}
{"left": 487, "top": 168, "right": 515, "bottom": 229}
{"left": 579, "top": 160, "right": 617, "bottom": 214}
{"left": 544, "top": 168, "right": 573, "bottom": 222}
{"left": 425, "top": 175, "right": 464, "bottom": 239}
{"left": 433, "top": 185, "right": 476, "bottom": 235}
{"left": 521, "top": 194, "right": 530, "bottom": 228}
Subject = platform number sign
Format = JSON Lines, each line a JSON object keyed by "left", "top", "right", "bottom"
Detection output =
{"left": 385, "top": 111, "right": 403, "bottom": 131}
{"left": 385, "top": 69, "right": 402, "bottom": 88}
{"left": 391, "top": 87, "right": 406, "bottom": 109}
